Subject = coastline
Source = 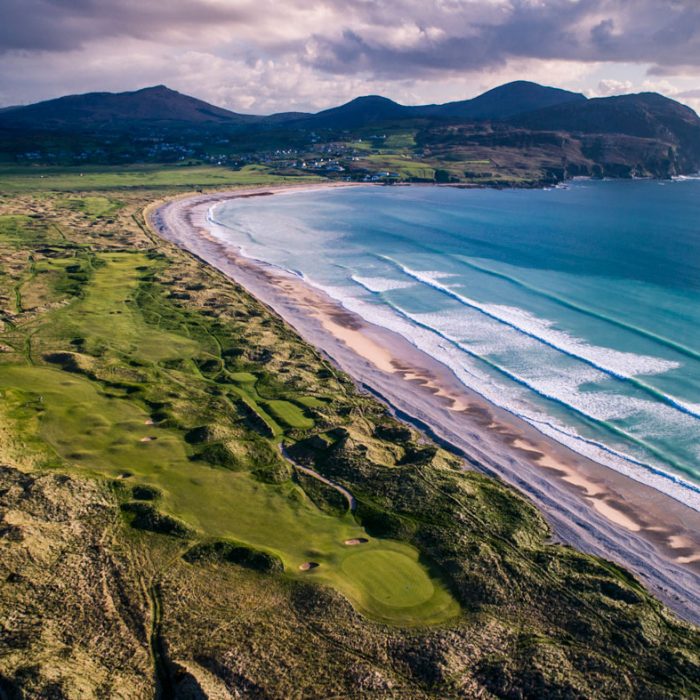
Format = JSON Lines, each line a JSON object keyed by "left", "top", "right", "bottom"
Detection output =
{"left": 149, "top": 183, "right": 700, "bottom": 624}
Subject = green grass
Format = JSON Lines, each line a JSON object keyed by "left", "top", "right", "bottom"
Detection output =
{"left": 382, "top": 132, "right": 417, "bottom": 149}
{"left": 0, "top": 214, "right": 40, "bottom": 244}
{"left": 57, "top": 195, "right": 122, "bottom": 218}
{"left": 0, "top": 163, "right": 322, "bottom": 191}
{"left": 296, "top": 396, "right": 328, "bottom": 408}
{"left": 339, "top": 548, "right": 457, "bottom": 624}
{"left": 0, "top": 364, "right": 456, "bottom": 624}
{"left": 227, "top": 371, "right": 317, "bottom": 434}
{"left": 0, "top": 249, "right": 458, "bottom": 625}
{"left": 361, "top": 154, "right": 435, "bottom": 180}
{"left": 348, "top": 140, "right": 373, "bottom": 152}
{"left": 0, "top": 214, "right": 32, "bottom": 230}
{"left": 264, "top": 400, "right": 315, "bottom": 430}
{"left": 229, "top": 371, "right": 257, "bottom": 383}
{"left": 2, "top": 186, "right": 699, "bottom": 698}
{"left": 58, "top": 252, "right": 201, "bottom": 363}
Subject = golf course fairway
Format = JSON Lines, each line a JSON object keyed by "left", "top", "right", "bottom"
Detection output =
{"left": 0, "top": 248, "right": 459, "bottom": 626}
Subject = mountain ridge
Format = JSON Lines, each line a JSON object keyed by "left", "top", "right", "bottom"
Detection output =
{"left": 1, "top": 80, "right": 670, "bottom": 132}
{"left": 0, "top": 85, "right": 257, "bottom": 129}
{"left": 416, "top": 80, "right": 587, "bottom": 120}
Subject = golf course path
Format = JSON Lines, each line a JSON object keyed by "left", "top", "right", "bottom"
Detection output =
{"left": 280, "top": 445, "right": 356, "bottom": 512}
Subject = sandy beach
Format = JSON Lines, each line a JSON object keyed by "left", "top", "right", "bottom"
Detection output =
{"left": 149, "top": 184, "right": 700, "bottom": 624}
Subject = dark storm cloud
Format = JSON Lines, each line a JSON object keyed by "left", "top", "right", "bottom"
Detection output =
{"left": 2, "top": 0, "right": 699, "bottom": 75}
{"left": 0, "top": 0, "right": 252, "bottom": 52}
{"left": 305, "top": 0, "right": 700, "bottom": 78}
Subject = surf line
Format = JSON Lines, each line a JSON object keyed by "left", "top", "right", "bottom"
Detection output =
{"left": 359, "top": 218, "right": 700, "bottom": 366}
{"left": 348, "top": 271, "right": 697, "bottom": 486}
{"left": 451, "top": 252, "right": 700, "bottom": 364}
{"left": 380, "top": 255, "right": 700, "bottom": 422}
{"left": 371, "top": 289, "right": 700, "bottom": 498}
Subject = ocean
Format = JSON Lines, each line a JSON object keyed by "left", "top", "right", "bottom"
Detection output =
{"left": 211, "top": 179, "right": 700, "bottom": 508}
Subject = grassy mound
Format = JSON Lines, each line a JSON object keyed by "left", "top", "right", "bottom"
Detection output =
{"left": 131, "top": 484, "right": 161, "bottom": 501}
{"left": 121, "top": 502, "right": 192, "bottom": 538}
{"left": 183, "top": 539, "right": 283, "bottom": 574}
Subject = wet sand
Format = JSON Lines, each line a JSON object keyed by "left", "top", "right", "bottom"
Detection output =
{"left": 149, "top": 185, "right": 700, "bottom": 624}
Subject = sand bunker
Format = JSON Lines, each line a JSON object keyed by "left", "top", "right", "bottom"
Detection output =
{"left": 298, "top": 562, "right": 320, "bottom": 571}
{"left": 344, "top": 538, "right": 369, "bottom": 546}
{"left": 139, "top": 436, "right": 157, "bottom": 443}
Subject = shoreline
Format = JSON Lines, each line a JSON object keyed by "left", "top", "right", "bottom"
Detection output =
{"left": 149, "top": 183, "right": 700, "bottom": 624}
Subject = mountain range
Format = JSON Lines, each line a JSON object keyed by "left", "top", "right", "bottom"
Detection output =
{"left": 0, "top": 81, "right": 590, "bottom": 130}
{"left": 2, "top": 81, "right": 699, "bottom": 180}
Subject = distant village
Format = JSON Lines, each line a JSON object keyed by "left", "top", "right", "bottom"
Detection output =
{"left": 16, "top": 131, "right": 404, "bottom": 182}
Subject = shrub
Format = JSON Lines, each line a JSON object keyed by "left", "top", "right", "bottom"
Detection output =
{"left": 121, "top": 502, "right": 192, "bottom": 538}
{"left": 183, "top": 540, "right": 283, "bottom": 574}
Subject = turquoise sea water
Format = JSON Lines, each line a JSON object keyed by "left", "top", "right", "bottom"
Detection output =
{"left": 212, "top": 179, "right": 700, "bottom": 507}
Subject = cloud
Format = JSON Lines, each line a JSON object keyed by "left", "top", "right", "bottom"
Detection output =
{"left": 4, "top": 0, "right": 700, "bottom": 70}
{"left": 0, "top": 0, "right": 254, "bottom": 52}
{"left": 1, "top": 0, "right": 700, "bottom": 111}
{"left": 593, "top": 79, "right": 634, "bottom": 96}
{"left": 303, "top": 1, "right": 700, "bottom": 78}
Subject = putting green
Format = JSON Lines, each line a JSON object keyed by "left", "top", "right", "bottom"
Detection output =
{"left": 333, "top": 547, "right": 459, "bottom": 625}
{"left": 341, "top": 549, "right": 435, "bottom": 607}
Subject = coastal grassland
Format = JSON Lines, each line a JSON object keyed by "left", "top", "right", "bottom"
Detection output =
{"left": 382, "top": 131, "right": 418, "bottom": 150}
{"left": 0, "top": 162, "right": 321, "bottom": 192}
{"left": 263, "top": 399, "right": 315, "bottom": 430}
{"left": 358, "top": 153, "right": 435, "bottom": 180}
{"left": 343, "top": 123, "right": 584, "bottom": 185}
{"left": 57, "top": 194, "right": 123, "bottom": 218}
{"left": 344, "top": 126, "right": 543, "bottom": 184}
{"left": 1, "top": 178, "right": 699, "bottom": 697}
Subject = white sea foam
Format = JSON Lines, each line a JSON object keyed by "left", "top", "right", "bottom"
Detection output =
{"left": 317, "top": 269, "right": 700, "bottom": 473}
{"left": 480, "top": 302, "right": 678, "bottom": 377}
{"left": 296, "top": 280, "right": 700, "bottom": 510}
{"left": 352, "top": 276, "right": 416, "bottom": 293}
{"left": 386, "top": 261, "right": 700, "bottom": 423}
{"left": 398, "top": 263, "right": 679, "bottom": 378}
{"left": 411, "top": 308, "right": 700, "bottom": 444}
{"left": 412, "top": 310, "right": 663, "bottom": 425}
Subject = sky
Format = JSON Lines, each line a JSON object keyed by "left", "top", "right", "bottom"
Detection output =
{"left": 1, "top": 0, "right": 700, "bottom": 115}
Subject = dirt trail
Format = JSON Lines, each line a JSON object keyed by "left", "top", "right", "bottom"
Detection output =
{"left": 280, "top": 444, "right": 356, "bottom": 512}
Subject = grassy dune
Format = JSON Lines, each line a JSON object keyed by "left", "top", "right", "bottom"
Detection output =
{"left": 0, "top": 163, "right": 321, "bottom": 191}
{"left": 0, "top": 361, "right": 457, "bottom": 623}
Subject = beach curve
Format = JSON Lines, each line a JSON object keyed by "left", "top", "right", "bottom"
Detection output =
{"left": 148, "top": 184, "right": 700, "bottom": 625}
